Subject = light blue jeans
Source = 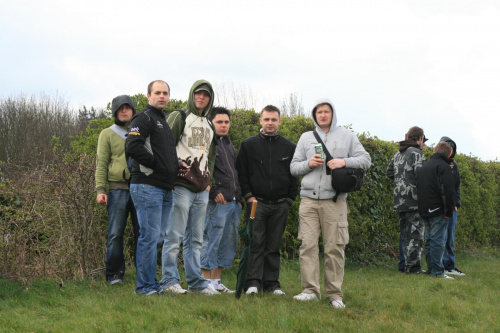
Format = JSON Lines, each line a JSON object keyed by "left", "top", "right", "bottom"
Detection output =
{"left": 130, "top": 184, "right": 172, "bottom": 295}
{"left": 161, "top": 186, "right": 209, "bottom": 291}
{"left": 201, "top": 201, "right": 242, "bottom": 270}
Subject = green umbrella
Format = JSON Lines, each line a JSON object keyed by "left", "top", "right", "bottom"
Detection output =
{"left": 235, "top": 200, "right": 258, "bottom": 299}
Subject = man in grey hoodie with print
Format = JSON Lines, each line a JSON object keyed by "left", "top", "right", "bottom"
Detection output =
{"left": 160, "top": 80, "right": 219, "bottom": 296}
{"left": 290, "top": 99, "right": 371, "bottom": 309}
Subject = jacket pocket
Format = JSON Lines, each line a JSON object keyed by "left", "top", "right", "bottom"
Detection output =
{"left": 336, "top": 222, "right": 349, "bottom": 245}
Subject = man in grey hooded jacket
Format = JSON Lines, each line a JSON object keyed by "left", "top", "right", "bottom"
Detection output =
{"left": 290, "top": 99, "right": 371, "bottom": 309}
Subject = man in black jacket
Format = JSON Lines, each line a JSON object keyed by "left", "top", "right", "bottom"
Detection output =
{"left": 417, "top": 141, "right": 455, "bottom": 280}
{"left": 200, "top": 107, "right": 242, "bottom": 293}
{"left": 125, "top": 80, "right": 187, "bottom": 296}
{"left": 440, "top": 136, "right": 465, "bottom": 276}
{"left": 236, "top": 105, "right": 298, "bottom": 295}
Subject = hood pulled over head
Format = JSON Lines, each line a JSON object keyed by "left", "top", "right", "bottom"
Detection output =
{"left": 111, "top": 95, "right": 136, "bottom": 118}
{"left": 187, "top": 80, "right": 214, "bottom": 117}
{"left": 440, "top": 136, "right": 457, "bottom": 158}
{"left": 311, "top": 98, "right": 337, "bottom": 132}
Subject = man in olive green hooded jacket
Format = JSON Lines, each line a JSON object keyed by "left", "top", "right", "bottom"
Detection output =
{"left": 160, "top": 80, "right": 219, "bottom": 295}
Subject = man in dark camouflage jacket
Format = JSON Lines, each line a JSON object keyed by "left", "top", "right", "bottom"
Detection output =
{"left": 387, "top": 126, "right": 427, "bottom": 273}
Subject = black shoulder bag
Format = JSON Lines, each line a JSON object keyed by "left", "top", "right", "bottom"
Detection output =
{"left": 313, "top": 131, "right": 365, "bottom": 202}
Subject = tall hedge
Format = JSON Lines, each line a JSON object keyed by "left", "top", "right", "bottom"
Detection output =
{"left": 1, "top": 103, "right": 499, "bottom": 281}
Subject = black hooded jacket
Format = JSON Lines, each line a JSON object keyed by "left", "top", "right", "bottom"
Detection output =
{"left": 440, "top": 136, "right": 461, "bottom": 208}
{"left": 417, "top": 153, "right": 455, "bottom": 218}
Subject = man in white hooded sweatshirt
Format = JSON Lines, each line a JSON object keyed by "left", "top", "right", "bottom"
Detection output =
{"left": 290, "top": 99, "right": 371, "bottom": 308}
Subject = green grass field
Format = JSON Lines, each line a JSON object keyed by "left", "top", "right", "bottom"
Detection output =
{"left": 1, "top": 250, "right": 499, "bottom": 332}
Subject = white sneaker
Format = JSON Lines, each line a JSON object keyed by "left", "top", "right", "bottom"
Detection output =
{"left": 164, "top": 283, "right": 188, "bottom": 294}
{"left": 439, "top": 274, "right": 455, "bottom": 280}
{"left": 446, "top": 269, "right": 465, "bottom": 276}
{"left": 197, "top": 284, "right": 220, "bottom": 296}
{"left": 272, "top": 289, "right": 286, "bottom": 296}
{"left": 293, "top": 292, "right": 318, "bottom": 301}
{"left": 216, "top": 283, "right": 235, "bottom": 293}
{"left": 246, "top": 287, "right": 258, "bottom": 295}
{"left": 330, "top": 299, "right": 346, "bottom": 309}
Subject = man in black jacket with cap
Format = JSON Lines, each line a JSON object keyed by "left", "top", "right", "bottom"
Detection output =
{"left": 417, "top": 141, "right": 455, "bottom": 280}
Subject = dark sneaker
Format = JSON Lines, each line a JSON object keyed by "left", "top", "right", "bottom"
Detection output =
{"left": 144, "top": 290, "right": 159, "bottom": 297}
{"left": 407, "top": 269, "right": 426, "bottom": 274}
{"left": 108, "top": 278, "right": 123, "bottom": 285}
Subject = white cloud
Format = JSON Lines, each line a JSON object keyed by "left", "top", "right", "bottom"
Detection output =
{"left": 0, "top": 0, "right": 499, "bottom": 160}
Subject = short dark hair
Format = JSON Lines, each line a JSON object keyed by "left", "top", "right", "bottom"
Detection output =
{"left": 209, "top": 107, "right": 231, "bottom": 121}
{"left": 260, "top": 105, "right": 281, "bottom": 117}
{"left": 406, "top": 126, "right": 424, "bottom": 142}
{"left": 435, "top": 141, "right": 452, "bottom": 157}
{"left": 147, "top": 80, "right": 170, "bottom": 95}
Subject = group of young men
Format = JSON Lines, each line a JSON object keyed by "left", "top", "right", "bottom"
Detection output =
{"left": 95, "top": 79, "right": 462, "bottom": 310}
{"left": 387, "top": 127, "right": 464, "bottom": 280}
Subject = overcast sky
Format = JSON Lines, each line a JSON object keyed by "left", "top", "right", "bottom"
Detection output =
{"left": 1, "top": 0, "right": 499, "bottom": 161}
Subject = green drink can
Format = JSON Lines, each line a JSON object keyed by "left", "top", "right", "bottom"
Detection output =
{"left": 314, "top": 144, "right": 325, "bottom": 159}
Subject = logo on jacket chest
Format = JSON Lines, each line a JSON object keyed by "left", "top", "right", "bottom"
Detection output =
{"left": 188, "top": 127, "right": 212, "bottom": 149}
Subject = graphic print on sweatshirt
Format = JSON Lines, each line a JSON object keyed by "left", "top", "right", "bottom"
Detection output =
{"left": 176, "top": 114, "right": 214, "bottom": 191}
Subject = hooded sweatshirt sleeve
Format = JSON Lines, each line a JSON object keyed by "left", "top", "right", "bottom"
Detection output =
{"left": 166, "top": 110, "right": 184, "bottom": 146}
{"left": 95, "top": 129, "right": 112, "bottom": 194}
{"left": 291, "top": 133, "right": 314, "bottom": 177}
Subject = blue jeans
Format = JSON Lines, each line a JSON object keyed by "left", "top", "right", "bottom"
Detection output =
{"left": 130, "top": 184, "right": 172, "bottom": 294}
{"left": 106, "top": 189, "right": 139, "bottom": 281}
{"left": 201, "top": 201, "right": 242, "bottom": 270}
{"left": 442, "top": 210, "right": 458, "bottom": 270}
{"left": 423, "top": 214, "right": 448, "bottom": 276}
{"left": 161, "top": 186, "right": 209, "bottom": 291}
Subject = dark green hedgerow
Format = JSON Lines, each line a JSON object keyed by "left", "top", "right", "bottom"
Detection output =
{"left": 1, "top": 107, "right": 499, "bottom": 281}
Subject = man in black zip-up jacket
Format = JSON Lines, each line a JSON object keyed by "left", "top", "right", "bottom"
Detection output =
{"left": 200, "top": 107, "right": 242, "bottom": 293}
{"left": 236, "top": 105, "right": 298, "bottom": 295}
{"left": 125, "top": 80, "right": 185, "bottom": 296}
{"left": 417, "top": 141, "right": 455, "bottom": 279}
{"left": 440, "top": 136, "right": 465, "bottom": 276}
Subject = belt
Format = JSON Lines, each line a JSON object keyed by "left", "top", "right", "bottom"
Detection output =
{"left": 254, "top": 197, "right": 287, "bottom": 205}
